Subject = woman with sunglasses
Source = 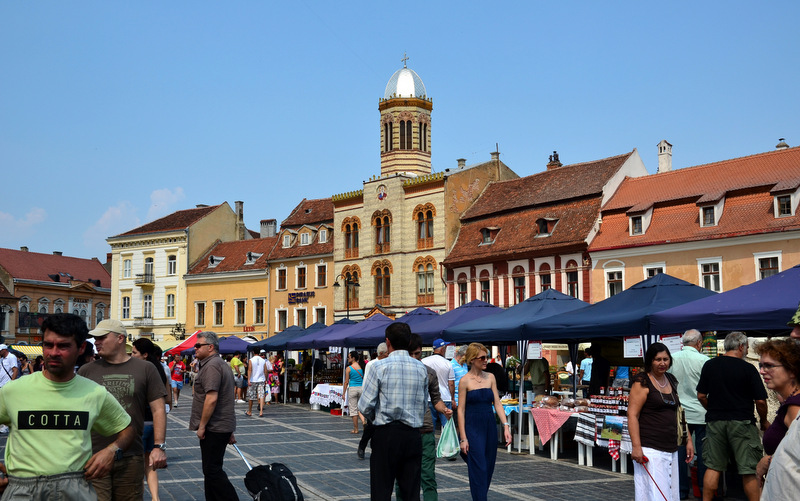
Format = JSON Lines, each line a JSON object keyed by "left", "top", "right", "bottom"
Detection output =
{"left": 628, "top": 342, "right": 694, "bottom": 501}
{"left": 755, "top": 338, "right": 800, "bottom": 487}
{"left": 457, "top": 343, "right": 512, "bottom": 501}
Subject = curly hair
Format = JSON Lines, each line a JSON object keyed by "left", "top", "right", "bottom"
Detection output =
{"left": 464, "top": 342, "right": 489, "bottom": 367}
{"left": 756, "top": 338, "right": 800, "bottom": 380}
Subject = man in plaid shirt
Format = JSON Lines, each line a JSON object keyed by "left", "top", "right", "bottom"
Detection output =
{"left": 359, "top": 322, "right": 428, "bottom": 501}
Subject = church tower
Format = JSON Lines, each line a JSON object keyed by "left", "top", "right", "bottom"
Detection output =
{"left": 379, "top": 56, "right": 432, "bottom": 177}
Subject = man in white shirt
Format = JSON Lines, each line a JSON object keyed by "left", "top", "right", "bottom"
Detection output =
{"left": 422, "top": 338, "right": 455, "bottom": 431}
{"left": 0, "top": 344, "right": 19, "bottom": 434}
{"left": 246, "top": 350, "right": 267, "bottom": 417}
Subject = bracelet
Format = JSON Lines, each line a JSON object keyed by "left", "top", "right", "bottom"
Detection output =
{"left": 460, "top": 439, "right": 467, "bottom": 443}
{"left": 503, "top": 423, "right": 510, "bottom": 427}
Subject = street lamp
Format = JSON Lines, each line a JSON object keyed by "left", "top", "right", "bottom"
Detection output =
{"left": 333, "top": 274, "right": 360, "bottom": 319}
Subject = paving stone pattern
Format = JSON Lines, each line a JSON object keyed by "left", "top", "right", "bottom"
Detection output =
{"left": 1, "top": 401, "right": 636, "bottom": 500}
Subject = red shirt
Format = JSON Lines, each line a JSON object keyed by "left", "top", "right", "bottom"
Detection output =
{"left": 169, "top": 361, "right": 185, "bottom": 382}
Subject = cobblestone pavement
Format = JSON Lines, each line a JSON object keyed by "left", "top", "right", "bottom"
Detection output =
{"left": 1, "top": 400, "right": 636, "bottom": 500}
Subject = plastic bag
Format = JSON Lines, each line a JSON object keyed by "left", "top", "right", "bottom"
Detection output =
{"left": 436, "top": 417, "right": 460, "bottom": 459}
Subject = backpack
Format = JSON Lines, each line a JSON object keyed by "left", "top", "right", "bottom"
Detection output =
{"left": 244, "top": 463, "right": 304, "bottom": 501}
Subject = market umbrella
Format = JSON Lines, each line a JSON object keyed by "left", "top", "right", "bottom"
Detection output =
{"left": 650, "top": 264, "right": 800, "bottom": 336}
{"left": 320, "top": 313, "right": 394, "bottom": 349}
{"left": 165, "top": 330, "right": 201, "bottom": 356}
{"left": 443, "top": 291, "right": 586, "bottom": 344}
{"left": 181, "top": 335, "right": 253, "bottom": 356}
{"left": 412, "top": 300, "right": 502, "bottom": 344}
{"left": 248, "top": 325, "right": 305, "bottom": 352}
{"left": 285, "top": 318, "right": 357, "bottom": 350}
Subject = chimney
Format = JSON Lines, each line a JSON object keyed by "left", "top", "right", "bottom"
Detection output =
{"left": 235, "top": 201, "right": 245, "bottom": 240}
{"left": 546, "top": 151, "right": 562, "bottom": 170}
{"left": 457, "top": 158, "right": 466, "bottom": 169}
{"left": 490, "top": 151, "right": 500, "bottom": 161}
{"left": 657, "top": 140, "right": 673, "bottom": 173}
{"left": 776, "top": 138, "right": 790, "bottom": 150}
{"left": 53, "top": 251, "right": 63, "bottom": 256}
{"left": 106, "top": 252, "right": 112, "bottom": 265}
{"left": 20, "top": 246, "right": 28, "bottom": 252}
{"left": 260, "top": 219, "right": 277, "bottom": 238}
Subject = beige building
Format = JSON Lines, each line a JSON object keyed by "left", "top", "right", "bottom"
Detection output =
{"left": 107, "top": 202, "right": 248, "bottom": 340}
{"left": 332, "top": 62, "right": 517, "bottom": 320}
{"left": 589, "top": 142, "right": 800, "bottom": 300}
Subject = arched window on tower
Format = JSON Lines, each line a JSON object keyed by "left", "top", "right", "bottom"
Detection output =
{"left": 419, "top": 123, "right": 428, "bottom": 152}
{"left": 399, "top": 120, "right": 412, "bottom": 149}
{"left": 344, "top": 222, "right": 360, "bottom": 259}
{"left": 413, "top": 204, "right": 435, "bottom": 250}
{"left": 384, "top": 122, "right": 393, "bottom": 152}
{"left": 373, "top": 211, "right": 391, "bottom": 254}
{"left": 375, "top": 265, "right": 391, "bottom": 306}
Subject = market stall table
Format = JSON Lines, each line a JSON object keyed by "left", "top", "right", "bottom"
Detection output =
{"left": 530, "top": 407, "right": 579, "bottom": 460}
{"left": 502, "top": 404, "right": 534, "bottom": 454}
{"left": 309, "top": 384, "right": 347, "bottom": 413}
{"left": 574, "top": 412, "right": 632, "bottom": 473}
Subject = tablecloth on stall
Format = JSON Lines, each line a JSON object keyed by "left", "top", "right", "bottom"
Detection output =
{"left": 574, "top": 412, "right": 632, "bottom": 459}
{"left": 309, "top": 384, "right": 346, "bottom": 408}
{"left": 531, "top": 408, "right": 574, "bottom": 445}
{"left": 502, "top": 404, "right": 532, "bottom": 416}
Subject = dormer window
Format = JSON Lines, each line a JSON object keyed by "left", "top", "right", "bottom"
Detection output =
{"left": 775, "top": 195, "right": 792, "bottom": 217}
{"left": 702, "top": 207, "right": 715, "bottom": 226}
{"left": 283, "top": 234, "right": 292, "bottom": 248}
{"left": 208, "top": 255, "right": 224, "bottom": 268}
{"left": 245, "top": 252, "right": 263, "bottom": 265}
{"left": 319, "top": 229, "right": 328, "bottom": 243}
{"left": 480, "top": 227, "right": 499, "bottom": 245}
{"left": 631, "top": 216, "right": 643, "bottom": 235}
{"left": 300, "top": 233, "right": 310, "bottom": 246}
{"left": 535, "top": 218, "right": 558, "bottom": 237}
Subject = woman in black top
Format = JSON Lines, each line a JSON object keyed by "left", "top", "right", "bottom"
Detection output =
{"left": 628, "top": 342, "right": 694, "bottom": 500}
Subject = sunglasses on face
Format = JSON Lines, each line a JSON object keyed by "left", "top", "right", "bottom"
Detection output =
{"left": 475, "top": 356, "right": 488, "bottom": 362}
{"left": 194, "top": 343, "right": 211, "bottom": 350}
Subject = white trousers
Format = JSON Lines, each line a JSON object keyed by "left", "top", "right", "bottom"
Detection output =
{"left": 633, "top": 447, "right": 680, "bottom": 501}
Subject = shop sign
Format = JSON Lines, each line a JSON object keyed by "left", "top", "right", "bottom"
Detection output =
{"left": 288, "top": 291, "right": 315, "bottom": 304}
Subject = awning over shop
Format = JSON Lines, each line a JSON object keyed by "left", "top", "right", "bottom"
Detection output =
{"left": 10, "top": 345, "right": 42, "bottom": 357}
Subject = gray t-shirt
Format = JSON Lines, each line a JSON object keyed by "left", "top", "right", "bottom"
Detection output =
{"left": 190, "top": 354, "right": 236, "bottom": 434}
{"left": 78, "top": 357, "right": 166, "bottom": 456}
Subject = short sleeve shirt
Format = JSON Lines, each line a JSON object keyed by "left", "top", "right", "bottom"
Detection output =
{"left": 0, "top": 372, "right": 131, "bottom": 477}
{"left": 422, "top": 354, "right": 455, "bottom": 402}
{"left": 78, "top": 357, "right": 166, "bottom": 456}
{"left": 696, "top": 355, "right": 768, "bottom": 423}
{"left": 0, "top": 353, "right": 18, "bottom": 387}
{"left": 580, "top": 358, "right": 593, "bottom": 381}
{"left": 190, "top": 354, "right": 236, "bottom": 433}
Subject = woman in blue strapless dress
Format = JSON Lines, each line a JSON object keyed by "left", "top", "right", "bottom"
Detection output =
{"left": 457, "top": 343, "right": 513, "bottom": 501}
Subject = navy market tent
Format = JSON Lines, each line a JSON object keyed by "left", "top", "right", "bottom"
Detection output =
{"left": 413, "top": 300, "right": 502, "bottom": 344}
{"left": 650, "top": 264, "right": 800, "bottom": 336}
{"left": 320, "top": 313, "right": 395, "bottom": 349}
{"left": 528, "top": 273, "right": 717, "bottom": 345}
{"left": 285, "top": 318, "right": 357, "bottom": 350}
{"left": 442, "top": 291, "right": 586, "bottom": 344}
{"left": 182, "top": 335, "right": 252, "bottom": 356}
{"left": 342, "top": 308, "right": 438, "bottom": 348}
{"left": 248, "top": 325, "right": 306, "bottom": 352}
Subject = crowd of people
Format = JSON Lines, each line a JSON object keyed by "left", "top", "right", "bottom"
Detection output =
{"left": 0, "top": 303, "right": 798, "bottom": 500}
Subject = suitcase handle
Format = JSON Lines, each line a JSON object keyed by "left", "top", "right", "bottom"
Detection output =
{"left": 231, "top": 443, "right": 253, "bottom": 471}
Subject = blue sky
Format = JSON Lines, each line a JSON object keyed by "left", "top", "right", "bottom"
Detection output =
{"left": 2, "top": 1, "right": 799, "bottom": 261}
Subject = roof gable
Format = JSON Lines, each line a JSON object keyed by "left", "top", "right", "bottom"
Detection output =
{"left": 282, "top": 198, "right": 334, "bottom": 228}
{"left": 114, "top": 204, "right": 222, "bottom": 237}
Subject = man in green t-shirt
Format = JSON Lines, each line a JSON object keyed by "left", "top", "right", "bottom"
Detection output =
{"left": 230, "top": 351, "right": 247, "bottom": 403}
{"left": 0, "top": 313, "right": 133, "bottom": 500}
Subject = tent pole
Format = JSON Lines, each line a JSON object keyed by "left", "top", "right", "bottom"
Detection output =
{"left": 283, "top": 349, "right": 288, "bottom": 404}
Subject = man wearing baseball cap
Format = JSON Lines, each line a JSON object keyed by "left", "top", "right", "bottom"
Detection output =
{"left": 422, "top": 338, "right": 455, "bottom": 431}
{"left": 78, "top": 319, "right": 167, "bottom": 501}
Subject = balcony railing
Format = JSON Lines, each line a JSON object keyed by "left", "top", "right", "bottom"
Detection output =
{"left": 375, "top": 296, "right": 391, "bottom": 307}
{"left": 133, "top": 316, "right": 153, "bottom": 327}
{"left": 416, "top": 293, "right": 434, "bottom": 305}
{"left": 345, "top": 298, "right": 359, "bottom": 310}
{"left": 134, "top": 274, "right": 154, "bottom": 286}
{"left": 375, "top": 242, "right": 390, "bottom": 254}
{"left": 417, "top": 237, "right": 433, "bottom": 250}
{"left": 344, "top": 248, "right": 359, "bottom": 259}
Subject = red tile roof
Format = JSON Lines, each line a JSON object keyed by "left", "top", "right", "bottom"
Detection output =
{"left": 268, "top": 233, "right": 333, "bottom": 261}
{"left": 0, "top": 248, "right": 111, "bottom": 287}
{"left": 187, "top": 237, "right": 279, "bottom": 275}
{"left": 444, "top": 197, "right": 601, "bottom": 266}
{"left": 113, "top": 205, "right": 222, "bottom": 237}
{"left": 591, "top": 190, "right": 800, "bottom": 251}
{"left": 462, "top": 151, "right": 635, "bottom": 220}
{"left": 281, "top": 198, "right": 334, "bottom": 228}
{"left": 603, "top": 146, "right": 800, "bottom": 212}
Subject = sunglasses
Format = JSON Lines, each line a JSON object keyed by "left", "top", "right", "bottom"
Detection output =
{"left": 475, "top": 356, "right": 488, "bottom": 362}
{"left": 194, "top": 343, "right": 211, "bottom": 350}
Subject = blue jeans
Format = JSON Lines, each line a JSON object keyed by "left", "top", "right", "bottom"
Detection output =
{"left": 428, "top": 401, "right": 451, "bottom": 431}
{"left": 678, "top": 424, "right": 706, "bottom": 497}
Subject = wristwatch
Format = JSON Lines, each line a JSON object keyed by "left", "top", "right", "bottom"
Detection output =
{"left": 154, "top": 443, "right": 167, "bottom": 451}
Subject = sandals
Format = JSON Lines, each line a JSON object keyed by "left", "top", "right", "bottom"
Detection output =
{"left": 245, "top": 412, "right": 252, "bottom": 416}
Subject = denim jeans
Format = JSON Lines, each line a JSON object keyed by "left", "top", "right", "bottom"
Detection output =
{"left": 678, "top": 424, "right": 706, "bottom": 496}
{"left": 428, "top": 401, "right": 452, "bottom": 431}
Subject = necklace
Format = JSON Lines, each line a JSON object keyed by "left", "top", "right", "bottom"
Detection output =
{"left": 470, "top": 371, "right": 485, "bottom": 383}
{"left": 651, "top": 373, "right": 669, "bottom": 389}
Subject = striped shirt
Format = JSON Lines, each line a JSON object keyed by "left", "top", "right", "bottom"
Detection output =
{"left": 358, "top": 350, "right": 428, "bottom": 428}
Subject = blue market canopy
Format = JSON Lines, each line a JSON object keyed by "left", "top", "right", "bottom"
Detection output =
{"left": 413, "top": 300, "right": 502, "bottom": 343}
{"left": 650, "top": 264, "right": 800, "bottom": 336}
{"left": 285, "top": 318, "right": 357, "bottom": 350}
{"left": 321, "top": 313, "right": 395, "bottom": 349}
{"left": 442, "top": 290, "right": 585, "bottom": 344}
{"left": 528, "top": 273, "right": 717, "bottom": 343}
{"left": 182, "top": 335, "right": 252, "bottom": 356}
{"left": 248, "top": 325, "right": 307, "bottom": 352}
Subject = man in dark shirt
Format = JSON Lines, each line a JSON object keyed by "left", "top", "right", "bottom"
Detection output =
{"left": 588, "top": 346, "right": 611, "bottom": 396}
{"left": 696, "top": 332, "right": 767, "bottom": 501}
{"left": 190, "top": 331, "right": 237, "bottom": 501}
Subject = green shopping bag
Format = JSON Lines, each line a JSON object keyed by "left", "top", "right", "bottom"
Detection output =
{"left": 436, "top": 417, "right": 460, "bottom": 458}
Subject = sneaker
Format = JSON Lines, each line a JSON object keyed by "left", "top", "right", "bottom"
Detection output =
{"left": 357, "top": 449, "right": 365, "bottom": 460}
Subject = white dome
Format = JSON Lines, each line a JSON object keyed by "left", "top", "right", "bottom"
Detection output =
{"left": 384, "top": 67, "right": 427, "bottom": 99}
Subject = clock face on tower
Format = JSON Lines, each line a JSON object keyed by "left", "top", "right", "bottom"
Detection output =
{"left": 377, "top": 185, "right": 387, "bottom": 201}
